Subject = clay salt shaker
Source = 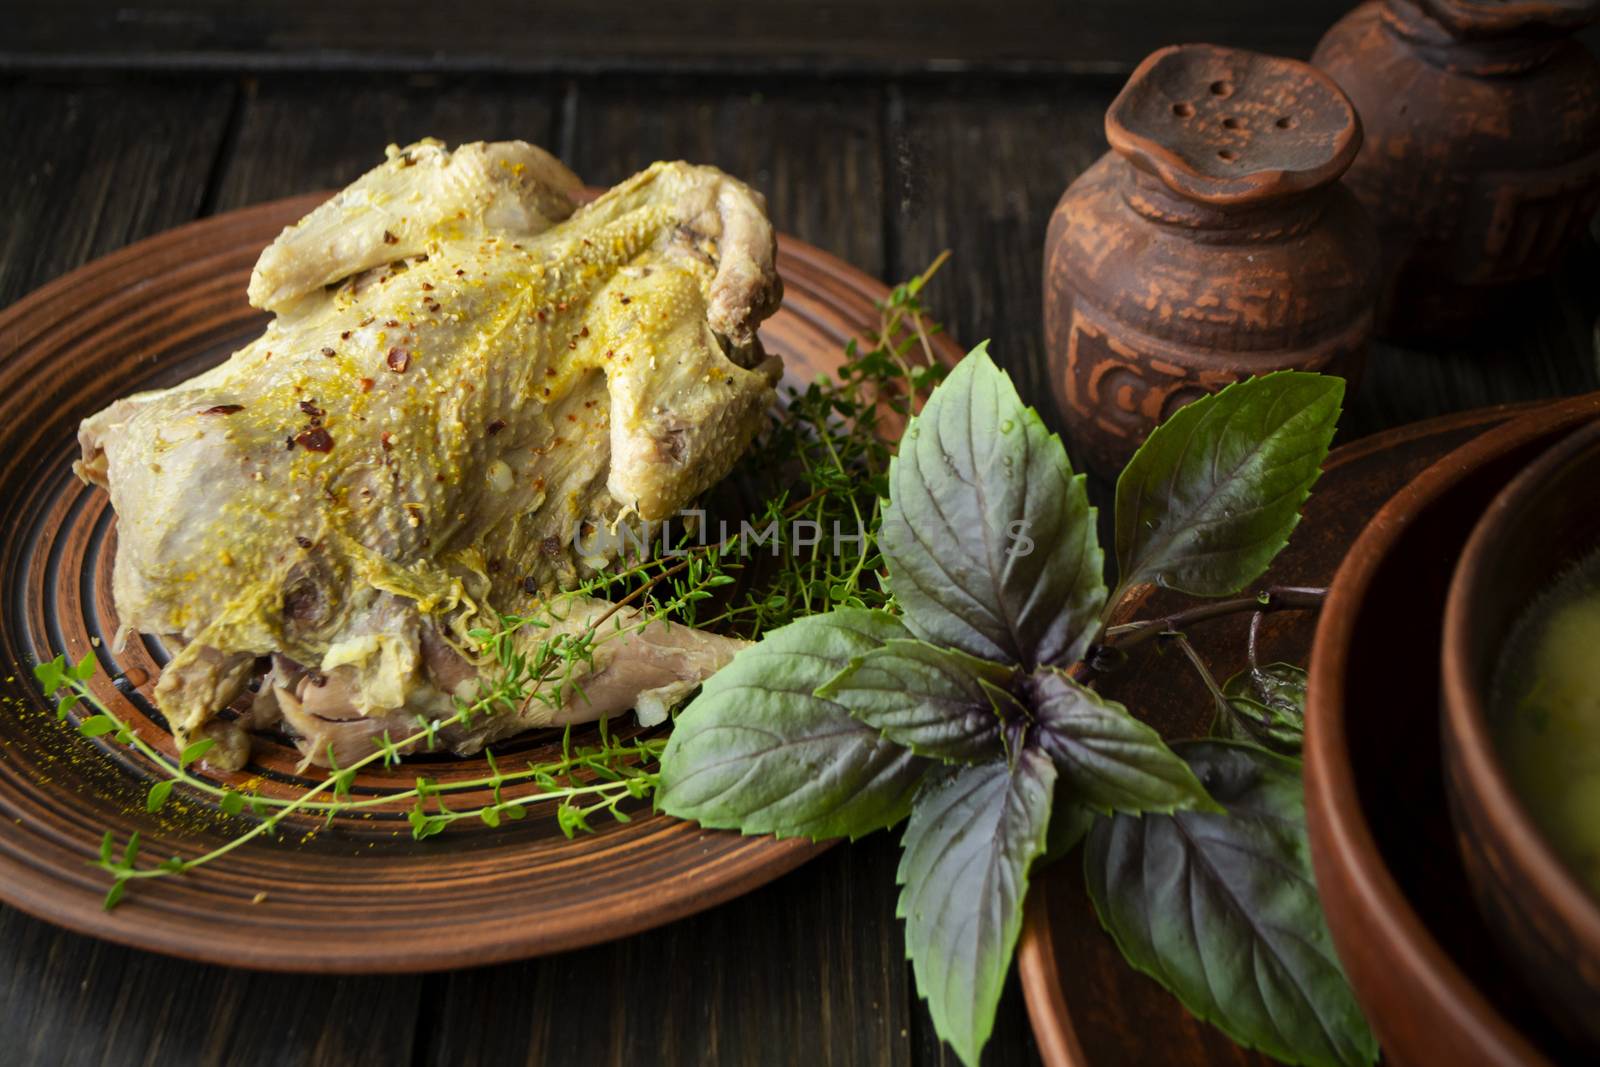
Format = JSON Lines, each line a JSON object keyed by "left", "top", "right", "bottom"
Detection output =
{"left": 1043, "top": 44, "right": 1380, "bottom": 478}
{"left": 1314, "top": 0, "right": 1600, "bottom": 339}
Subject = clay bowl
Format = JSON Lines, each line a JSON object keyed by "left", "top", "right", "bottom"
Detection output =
{"left": 1442, "top": 418, "right": 1600, "bottom": 1052}
{"left": 1306, "top": 394, "right": 1600, "bottom": 1067}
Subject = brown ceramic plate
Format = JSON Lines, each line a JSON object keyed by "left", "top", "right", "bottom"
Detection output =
{"left": 0, "top": 194, "right": 963, "bottom": 973}
{"left": 1016, "top": 400, "right": 1566, "bottom": 1066}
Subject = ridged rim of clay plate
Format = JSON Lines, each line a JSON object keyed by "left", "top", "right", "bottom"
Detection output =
{"left": 0, "top": 193, "right": 962, "bottom": 973}
{"left": 1304, "top": 392, "right": 1600, "bottom": 1067}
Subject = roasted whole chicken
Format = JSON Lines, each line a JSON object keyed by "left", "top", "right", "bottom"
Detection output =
{"left": 76, "top": 139, "right": 783, "bottom": 769}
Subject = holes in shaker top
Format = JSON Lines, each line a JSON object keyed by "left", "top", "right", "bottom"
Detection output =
{"left": 1275, "top": 116, "right": 1297, "bottom": 130}
{"left": 1217, "top": 149, "right": 1239, "bottom": 163}
{"left": 1221, "top": 116, "right": 1242, "bottom": 130}
{"left": 1209, "top": 80, "right": 1234, "bottom": 98}
{"left": 1172, "top": 102, "right": 1195, "bottom": 118}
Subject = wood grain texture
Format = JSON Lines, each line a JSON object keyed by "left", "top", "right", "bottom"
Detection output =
{"left": 0, "top": 77, "right": 234, "bottom": 307}
{"left": 0, "top": 906, "right": 421, "bottom": 1067}
{"left": 1, "top": 0, "right": 1373, "bottom": 75}
{"left": 211, "top": 74, "right": 562, "bottom": 210}
{"left": 887, "top": 79, "right": 1116, "bottom": 415}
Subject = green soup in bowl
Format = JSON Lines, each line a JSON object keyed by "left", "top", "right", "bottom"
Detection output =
{"left": 1492, "top": 549, "right": 1600, "bottom": 898}
{"left": 1443, "top": 415, "right": 1600, "bottom": 1051}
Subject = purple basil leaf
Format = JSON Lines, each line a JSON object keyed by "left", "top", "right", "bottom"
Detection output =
{"left": 816, "top": 638, "right": 1015, "bottom": 762}
{"left": 898, "top": 749, "right": 1056, "bottom": 1067}
{"left": 1030, "top": 667, "right": 1215, "bottom": 815}
{"left": 657, "top": 608, "right": 928, "bottom": 841}
{"left": 881, "top": 344, "right": 1105, "bottom": 669}
{"left": 1084, "top": 740, "right": 1377, "bottom": 1067}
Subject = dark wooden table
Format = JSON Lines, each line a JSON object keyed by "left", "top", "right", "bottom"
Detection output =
{"left": 2, "top": 5, "right": 1598, "bottom": 1064}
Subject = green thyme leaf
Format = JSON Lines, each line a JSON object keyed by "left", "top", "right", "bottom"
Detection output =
{"left": 77, "top": 715, "right": 118, "bottom": 738}
{"left": 816, "top": 639, "right": 1015, "bottom": 762}
{"left": 1084, "top": 741, "right": 1377, "bottom": 1067}
{"left": 219, "top": 791, "right": 245, "bottom": 817}
{"left": 179, "top": 737, "right": 216, "bottom": 769}
{"left": 98, "top": 831, "right": 115, "bottom": 866}
{"left": 32, "top": 656, "right": 65, "bottom": 693}
{"left": 1030, "top": 668, "right": 1216, "bottom": 815}
{"left": 898, "top": 750, "right": 1056, "bottom": 1067}
{"left": 145, "top": 780, "right": 175, "bottom": 813}
{"left": 881, "top": 344, "right": 1105, "bottom": 668}
{"left": 1115, "top": 373, "right": 1343, "bottom": 598}
{"left": 103, "top": 879, "right": 127, "bottom": 911}
{"left": 657, "top": 608, "right": 928, "bottom": 840}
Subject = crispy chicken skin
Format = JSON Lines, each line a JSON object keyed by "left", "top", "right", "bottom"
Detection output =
{"left": 76, "top": 139, "right": 781, "bottom": 767}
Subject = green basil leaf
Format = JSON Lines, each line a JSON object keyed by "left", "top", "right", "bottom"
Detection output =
{"left": 898, "top": 750, "right": 1056, "bottom": 1067}
{"left": 1030, "top": 668, "right": 1217, "bottom": 815}
{"left": 1115, "top": 372, "right": 1342, "bottom": 598}
{"left": 816, "top": 639, "right": 1015, "bottom": 762}
{"left": 1084, "top": 741, "right": 1378, "bottom": 1067}
{"left": 881, "top": 343, "right": 1105, "bottom": 668}
{"left": 1216, "top": 663, "right": 1307, "bottom": 754}
{"left": 657, "top": 609, "right": 928, "bottom": 840}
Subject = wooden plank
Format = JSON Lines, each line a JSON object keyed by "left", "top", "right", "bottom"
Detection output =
{"left": 0, "top": 77, "right": 234, "bottom": 307}
{"left": 420, "top": 841, "right": 917, "bottom": 1067}
{"left": 210, "top": 73, "right": 561, "bottom": 209}
{"left": 0, "top": 909, "right": 421, "bottom": 1067}
{"left": 2, "top": 0, "right": 1364, "bottom": 75}
{"left": 415, "top": 77, "right": 924, "bottom": 1067}
{"left": 566, "top": 78, "right": 888, "bottom": 276}
{"left": 1344, "top": 243, "right": 1600, "bottom": 438}
{"left": 887, "top": 78, "right": 1117, "bottom": 416}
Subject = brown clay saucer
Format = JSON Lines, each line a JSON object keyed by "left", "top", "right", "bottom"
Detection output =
{"left": 0, "top": 194, "right": 963, "bottom": 972}
{"left": 1018, "top": 398, "right": 1585, "bottom": 1066}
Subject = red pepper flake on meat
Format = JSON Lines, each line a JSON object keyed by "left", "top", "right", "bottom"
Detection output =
{"left": 295, "top": 535, "right": 313, "bottom": 549}
{"left": 294, "top": 427, "right": 334, "bottom": 452}
{"left": 385, "top": 319, "right": 400, "bottom": 328}
{"left": 380, "top": 431, "right": 394, "bottom": 451}
{"left": 200, "top": 404, "right": 244, "bottom": 416}
{"left": 299, "top": 399, "right": 326, "bottom": 419}
{"left": 387, "top": 347, "right": 411, "bottom": 373}
{"left": 487, "top": 419, "right": 506, "bottom": 435}
{"left": 359, "top": 315, "right": 375, "bottom": 327}
{"left": 382, "top": 230, "right": 398, "bottom": 245}
{"left": 358, "top": 377, "right": 374, "bottom": 393}
{"left": 421, "top": 282, "right": 434, "bottom": 291}
{"left": 340, "top": 330, "right": 352, "bottom": 341}
{"left": 321, "top": 347, "right": 336, "bottom": 358}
